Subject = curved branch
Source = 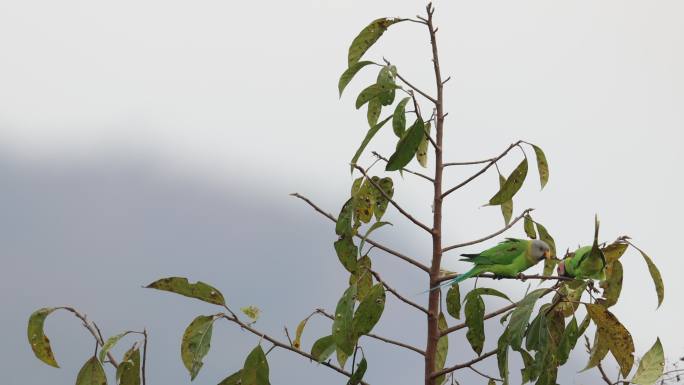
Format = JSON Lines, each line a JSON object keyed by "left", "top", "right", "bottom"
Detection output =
{"left": 353, "top": 165, "right": 432, "bottom": 234}
{"left": 371, "top": 270, "right": 429, "bottom": 315}
{"left": 441, "top": 141, "right": 523, "bottom": 199}
{"left": 441, "top": 208, "right": 534, "bottom": 253}
{"left": 60, "top": 307, "right": 120, "bottom": 368}
{"left": 291, "top": 193, "right": 430, "bottom": 272}
{"left": 431, "top": 349, "right": 497, "bottom": 378}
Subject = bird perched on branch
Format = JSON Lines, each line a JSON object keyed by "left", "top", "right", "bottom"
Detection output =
{"left": 558, "top": 216, "right": 606, "bottom": 280}
{"left": 433, "top": 238, "right": 551, "bottom": 291}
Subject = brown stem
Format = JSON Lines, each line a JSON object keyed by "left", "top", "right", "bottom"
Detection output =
{"left": 370, "top": 270, "right": 428, "bottom": 314}
{"left": 291, "top": 193, "right": 430, "bottom": 272}
{"left": 441, "top": 141, "right": 523, "bottom": 199}
{"left": 436, "top": 272, "right": 572, "bottom": 286}
{"left": 142, "top": 329, "right": 148, "bottom": 385}
{"left": 372, "top": 151, "right": 434, "bottom": 182}
{"left": 441, "top": 208, "right": 534, "bottom": 253}
{"left": 425, "top": 4, "right": 445, "bottom": 385}
{"left": 60, "top": 307, "right": 119, "bottom": 368}
{"left": 353, "top": 164, "right": 432, "bottom": 234}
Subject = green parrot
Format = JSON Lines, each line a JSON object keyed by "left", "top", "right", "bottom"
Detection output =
{"left": 558, "top": 216, "right": 606, "bottom": 280}
{"left": 434, "top": 238, "right": 551, "bottom": 290}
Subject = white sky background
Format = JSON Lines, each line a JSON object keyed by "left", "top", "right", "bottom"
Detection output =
{"left": 1, "top": 1, "right": 683, "bottom": 384}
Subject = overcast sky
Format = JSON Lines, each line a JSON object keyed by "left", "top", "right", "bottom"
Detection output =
{"left": 1, "top": 1, "right": 683, "bottom": 384}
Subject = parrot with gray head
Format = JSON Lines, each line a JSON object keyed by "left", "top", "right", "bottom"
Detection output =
{"left": 558, "top": 215, "right": 606, "bottom": 280}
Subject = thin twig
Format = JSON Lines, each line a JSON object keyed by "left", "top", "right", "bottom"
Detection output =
{"left": 371, "top": 270, "right": 429, "bottom": 314}
{"left": 291, "top": 193, "right": 430, "bottom": 272}
{"left": 354, "top": 165, "right": 432, "bottom": 234}
{"left": 441, "top": 208, "right": 534, "bottom": 253}
{"left": 441, "top": 141, "right": 523, "bottom": 199}
{"left": 444, "top": 159, "right": 496, "bottom": 166}
{"left": 142, "top": 329, "right": 148, "bottom": 385}
{"left": 60, "top": 307, "right": 119, "bottom": 368}
{"left": 372, "top": 151, "right": 434, "bottom": 182}
{"left": 384, "top": 58, "right": 437, "bottom": 104}
{"left": 468, "top": 365, "right": 502, "bottom": 382}
{"left": 431, "top": 349, "right": 497, "bottom": 378}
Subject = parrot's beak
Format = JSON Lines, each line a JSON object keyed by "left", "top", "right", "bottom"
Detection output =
{"left": 544, "top": 250, "right": 551, "bottom": 260}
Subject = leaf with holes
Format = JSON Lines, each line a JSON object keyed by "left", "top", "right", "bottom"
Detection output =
{"left": 598, "top": 260, "right": 623, "bottom": 307}
{"left": 524, "top": 215, "right": 537, "bottom": 239}
{"left": 333, "top": 285, "right": 357, "bottom": 355}
{"left": 355, "top": 83, "right": 399, "bottom": 109}
{"left": 27, "top": 307, "right": 59, "bottom": 368}
{"left": 334, "top": 235, "right": 358, "bottom": 273}
{"left": 371, "top": 177, "right": 393, "bottom": 220}
{"left": 465, "top": 294, "right": 485, "bottom": 355}
{"left": 348, "top": 18, "right": 403, "bottom": 66}
{"left": 181, "top": 315, "right": 215, "bottom": 380}
{"left": 530, "top": 144, "right": 549, "bottom": 189}
{"left": 488, "top": 158, "right": 528, "bottom": 205}
{"left": 349, "top": 255, "right": 373, "bottom": 301}
{"left": 146, "top": 277, "right": 225, "bottom": 306}
{"left": 392, "top": 97, "right": 410, "bottom": 137}
{"left": 352, "top": 283, "right": 385, "bottom": 338}
{"left": 499, "top": 174, "right": 513, "bottom": 225}
{"left": 586, "top": 304, "right": 635, "bottom": 377}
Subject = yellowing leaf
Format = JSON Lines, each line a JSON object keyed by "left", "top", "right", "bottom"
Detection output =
{"left": 241, "top": 306, "right": 261, "bottom": 322}
{"left": 583, "top": 330, "right": 609, "bottom": 371}
{"left": 602, "top": 242, "right": 629, "bottom": 263}
{"left": 181, "top": 315, "right": 215, "bottom": 380}
{"left": 536, "top": 221, "right": 557, "bottom": 257}
{"left": 117, "top": 346, "right": 141, "bottom": 385}
{"left": 27, "top": 307, "right": 59, "bottom": 368}
{"left": 416, "top": 121, "right": 431, "bottom": 168}
{"left": 586, "top": 304, "right": 635, "bottom": 377}
{"left": 524, "top": 215, "right": 536, "bottom": 239}
{"left": 632, "top": 243, "right": 664, "bottom": 308}
{"left": 631, "top": 338, "right": 665, "bottom": 385}
{"left": 146, "top": 277, "right": 225, "bottom": 306}
{"left": 348, "top": 18, "right": 403, "bottom": 66}
{"left": 435, "top": 313, "right": 449, "bottom": 385}
{"left": 75, "top": 356, "right": 107, "bottom": 385}
{"left": 531, "top": 144, "right": 549, "bottom": 189}
{"left": 598, "top": 260, "right": 623, "bottom": 308}
{"left": 292, "top": 317, "right": 309, "bottom": 349}
{"left": 489, "top": 158, "right": 528, "bottom": 205}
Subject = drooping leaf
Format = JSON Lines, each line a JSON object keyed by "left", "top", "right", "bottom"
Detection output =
{"left": 366, "top": 97, "right": 382, "bottom": 127}
{"left": 349, "top": 116, "right": 393, "bottom": 172}
{"left": 530, "top": 144, "right": 549, "bottom": 189}
{"left": 519, "top": 349, "right": 535, "bottom": 384}
{"left": 310, "top": 335, "right": 336, "bottom": 362}
{"left": 181, "top": 315, "right": 215, "bottom": 380}
{"left": 632, "top": 243, "right": 664, "bottom": 308}
{"left": 525, "top": 312, "right": 545, "bottom": 352}
{"left": 241, "top": 306, "right": 261, "bottom": 322}
{"left": 333, "top": 285, "right": 357, "bottom": 355}
{"left": 557, "top": 317, "right": 579, "bottom": 365}
{"left": 386, "top": 117, "right": 425, "bottom": 171}
{"left": 598, "top": 260, "right": 623, "bottom": 307}
{"left": 292, "top": 317, "right": 309, "bottom": 349}
{"left": 359, "top": 221, "right": 391, "bottom": 253}
{"left": 586, "top": 304, "right": 635, "bottom": 377}
{"left": 352, "top": 178, "right": 375, "bottom": 224}
{"left": 99, "top": 332, "right": 129, "bottom": 363}
{"left": 218, "top": 370, "right": 243, "bottom": 385}
{"left": 241, "top": 345, "right": 270, "bottom": 385}
{"left": 488, "top": 158, "right": 528, "bottom": 205}
{"left": 355, "top": 83, "right": 399, "bottom": 109}
{"left": 508, "top": 289, "right": 547, "bottom": 350}
{"left": 535, "top": 221, "right": 557, "bottom": 257}
{"left": 445, "top": 284, "right": 461, "bottom": 319}
{"left": 352, "top": 284, "right": 385, "bottom": 338}
{"left": 348, "top": 18, "right": 403, "bottom": 66}
{"left": 583, "top": 330, "right": 609, "bottom": 371}
{"left": 347, "top": 357, "right": 368, "bottom": 385}
{"left": 392, "top": 97, "right": 410, "bottom": 137}
{"left": 349, "top": 255, "right": 373, "bottom": 301}
{"left": 27, "top": 307, "right": 59, "bottom": 368}
{"left": 75, "top": 356, "right": 107, "bottom": 385}
{"left": 577, "top": 314, "right": 591, "bottom": 338}
{"left": 376, "top": 65, "right": 396, "bottom": 106}
{"left": 524, "top": 215, "right": 537, "bottom": 239}
{"left": 146, "top": 277, "right": 225, "bottom": 306}
{"left": 371, "top": 177, "right": 393, "bottom": 220}
{"left": 334, "top": 236, "right": 358, "bottom": 273}
{"left": 499, "top": 174, "right": 513, "bottom": 225}
{"left": 336, "top": 198, "right": 354, "bottom": 236}
{"left": 496, "top": 329, "right": 510, "bottom": 385}
{"left": 631, "top": 338, "right": 665, "bottom": 385}
{"left": 465, "top": 295, "right": 485, "bottom": 355}
{"left": 337, "top": 348, "right": 348, "bottom": 368}
{"left": 117, "top": 346, "right": 141, "bottom": 385}
{"left": 602, "top": 242, "right": 629, "bottom": 264}
{"left": 435, "top": 313, "right": 449, "bottom": 385}
{"left": 416, "top": 121, "right": 431, "bottom": 168}
{"left": 464, "top": 287, "right": 511, "bottom": 303}
{"left": 339, "top": 61, "right": 374, "bottom": 96}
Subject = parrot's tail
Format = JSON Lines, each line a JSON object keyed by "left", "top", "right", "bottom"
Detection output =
{"left": 418, "top": 268, "right": 480, "bottom": 295}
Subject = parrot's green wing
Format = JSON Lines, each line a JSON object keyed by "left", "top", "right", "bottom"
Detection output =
{"left": 461, "top": 238, "right": 528, "bottom": 265}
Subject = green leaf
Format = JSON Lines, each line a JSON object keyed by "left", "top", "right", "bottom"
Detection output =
{"left": 524, "top": 215, "right": 537, "bottom": 239}
{"left": 333, "top": 285, "right": 357, "bottom": 355}
{"left": 557, "top": 317, "right": 579, "bottom": 365}
{"left": 392, "top": 97, "right": 410, "bottom": 137}
{"left": 339, "top": 61, "right": 374, "bottom": 96}
{"left": 337, "top": 348, "right": 349, "bottom": 368}
{"left": 366, "top": 97, "right": 382, "bottom": 127}
{"left": 496, "top": 329, "right": 510, "bottom": 385}
{"left": 352, "top": 177, "right": 376, "bottom": 224}
{"left": 99, "top": 332, "right": 129, "bottom": 363}
{"left": 355, "top": 83, "right": 399, "bottom": 109}
{"left": 633, "top": 244, "right": 665, "bottom": 308}
{"left": 359, "top": 221, "right": 392, "bottom": 253}
{"left": 464, "top": 287, "right": 511, "bottom": 303}
{"left": 586, "top": 304, "right": 635, "bottom": 377}
{"left": 27, "top": 307, "right": 59, "bottom": 368}
{"left": 488, "top": 158, "right": 528, "bottom": 205}
{"left": 348, "top": 18, "right": 402, "bottom": 66}
{"left": 445, "top": 284, "right": 461, "bottom": 319}
{"left": 218, "top": 370, "right": 243, "bottom": 385}
{"left": 602, "top": 242, "right": 629, "bottom": 264}
{"left": 416, "top": 121, "right": 431, "bottom": 168}
{"left": 598, "top": 260, "right": 623, "bottom": 307}
{"left": 146, "top": 277, "right": 225, "bottom": 306}
{"left": 334, "top": 235, "right": 359, "bottom": 273}
{"left": 349, "top": 255, "right": 373, "bottom": 301}
{"left": 631, "top": 338, "right": 665, "bottom": 385}
{"left": 75, "top": 356, "right": 107, "bottom": 385}
{"left": 435, "top": 313, "right": 449, "bottom": 385}
{"left": 241, "top": 306, "right": 261, "bottom": 322}
{"left": 488, "top": 380, "right": 496, "bottom": 385}
{"left": 349, "top": 116, "right": 392, "bottom": 172}
{"left": 508, "top": 289, "right": 546, "bottom": 350}
{"left": 292, "top": 317, "right": 309, "bottom": 349}
{"left": 465, "top": 295, "right": 485, "bottom": 355}
{"left": 530, "top": 144, "right": 549, "bottom": 189}
{"left": 386, "top": 117, "right": 425, "bottom": 171}
{"left": 310, "top": 335, "right": 336, "bottom": 362}
{"left": 519, "top": 349, "right": 535, "bottom": 384}
{"left": 371, "top": 177, "right": 393, "bottom": 220}
{"left": 347, "top": 357, "right": 367, "bottom": 385}
{"left": 336, "top": 198, "right": 354, "bottom": 236}
{"left": 181, "top": 315, "right": 215, "bottom": 380}
{"left": 117, "top": 347, "right": 141, "bottom": 385}
{"left": 535, "top": 221, "right": 557, "bottom": 257}
{"left": 352, "top": 283, "right": 385, "bottom": 337}
{"left": 376, "top": 65, "right": 396, "bottom": 106}
{"left": 499, "top": 174, "right": 513, "bottom": 225}
{"left": 241, "top": 345, "right": 270, "bottom": 385}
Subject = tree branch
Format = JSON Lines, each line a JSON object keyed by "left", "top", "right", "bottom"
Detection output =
{"left": 60, "top": 307, "right": 119, "bottom": 368}
{"left": 384, "top": 58, "right": 437, "bottom": 104}
{"left": 291, "top": 193, "right": 430, "bottom": 272}
{"left": 371, "top": 270, "right": 429, "bottom": 314}
{"left": 444, "top": 159, "right": 495, "bottom": 167}
{"left": 441, "top": 208, "right": 534, "bottom": 253}
{"left": 315, "top": 308, "right": 425, "bottom": 356}
{"left": 372, "top": 151, "right": 434, "bottom": 182}
{"left": 441, "top": 141, "right": 523, "bottom": 199}
{"left": 431, "top": 349, "right": 497, "bottom": 378}
{"left": 221, "top": 313, "right": 369, "bottom": 385}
